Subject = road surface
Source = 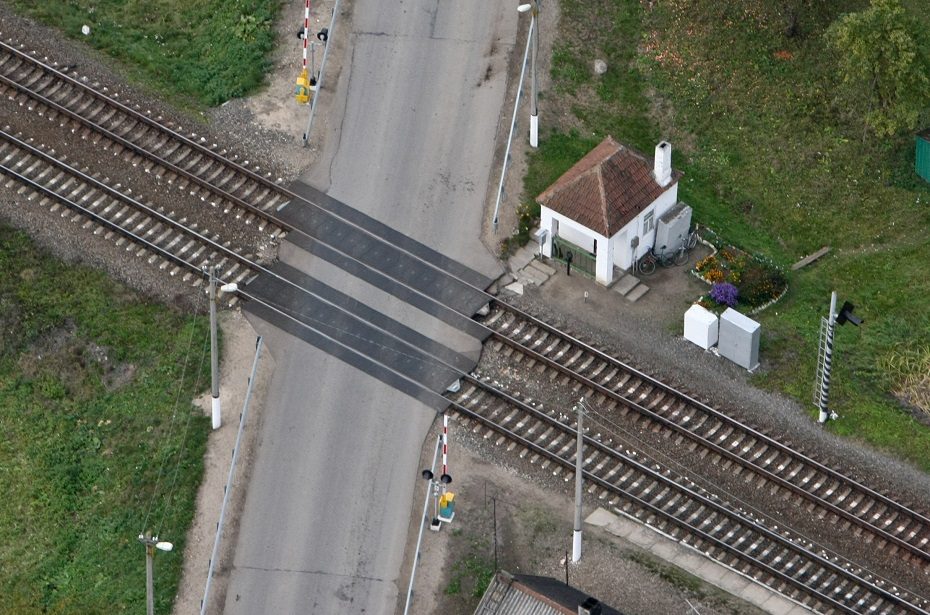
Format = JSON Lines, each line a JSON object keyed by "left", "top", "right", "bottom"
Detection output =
{"left": 223, "top": 0, "right": 513, "bottom": 613}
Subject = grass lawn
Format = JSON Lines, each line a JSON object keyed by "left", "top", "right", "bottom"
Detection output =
{"left": 526, "top": 0, "right": 930, "bottom": 469}
{"left": 5, "top": 0, "right": 281, "bottom": 107}
{"left": 0, "top": 226, "right": 210, "bottom": 613}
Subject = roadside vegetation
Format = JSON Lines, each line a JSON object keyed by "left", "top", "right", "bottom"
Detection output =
{"left": 524, "top": 0, "right": 930, "bottom": 469}
{"left": 0, "top": 226, "right": 210, "bottom": 613}
{"left": 5, "top": 0, "right": 280, "bottom": 107}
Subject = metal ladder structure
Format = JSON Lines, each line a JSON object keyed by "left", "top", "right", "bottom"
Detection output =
{"left": 813, "top": 315, "right": 830, "bottom": 407}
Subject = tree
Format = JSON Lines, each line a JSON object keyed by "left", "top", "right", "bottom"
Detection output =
{"left": 826, "top": 0, "right": 930, "bottom": 137}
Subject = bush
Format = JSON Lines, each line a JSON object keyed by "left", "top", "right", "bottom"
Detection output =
{"left": 738, "top": 264, "right": 786, "bottom": 306}
{"left": 710, "top": 282, "right": 739, "bottom": 307}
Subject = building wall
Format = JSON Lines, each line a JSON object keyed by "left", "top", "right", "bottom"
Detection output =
{"left": 540, "top": 208, "right": 610, "bottom": 284}
{"left": 541, "top": 182, "right": 679, "bottom": 281}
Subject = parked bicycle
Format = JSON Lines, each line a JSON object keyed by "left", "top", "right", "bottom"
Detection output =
{"left": 636, "top": 229, "right": 700, "bottom": 276}
{"left": 684, "top": 228, "right": 699, "bottom": 250}
{"left": 637, "top": 243, "right": 688, "bottom": 275}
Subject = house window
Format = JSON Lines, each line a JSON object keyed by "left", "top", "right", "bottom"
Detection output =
{"left": 643, "top": 210, "right": 655, "bottom": 234}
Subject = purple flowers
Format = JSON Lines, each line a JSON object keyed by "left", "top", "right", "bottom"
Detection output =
{"left": 710, "top": 282, "right": 739, "bottom": 307}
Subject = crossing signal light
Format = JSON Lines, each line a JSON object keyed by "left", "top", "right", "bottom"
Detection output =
{"left": 836, "top": 301, "right": 862, "bottom": 326}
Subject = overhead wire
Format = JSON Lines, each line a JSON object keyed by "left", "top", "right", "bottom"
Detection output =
{"left": 138, "top": 289, "right": 207, "bottom": 536}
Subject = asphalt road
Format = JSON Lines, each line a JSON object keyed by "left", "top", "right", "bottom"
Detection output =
{"left": 223, "top": 1, "right": 512, "bottom": 613}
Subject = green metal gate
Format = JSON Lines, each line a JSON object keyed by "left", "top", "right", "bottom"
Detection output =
{"left": 917, "top": 130, "right": 930, "bottom": 184}
{"left": 551, "top": 236, "right": 596, "bottom": 278}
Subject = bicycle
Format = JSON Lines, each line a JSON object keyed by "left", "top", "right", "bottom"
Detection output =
{"left": 637, "top": 244, "right": 687, "bottom": 275}
{"left": 684, "top": 228, "right": 699, "bottom": 250}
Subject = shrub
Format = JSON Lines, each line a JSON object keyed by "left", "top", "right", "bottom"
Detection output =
{"left": 738, "top": 264, "right": 786, "bottom": 306}
{"left": 710, "top": 282, "right": 739, "bottom": 307}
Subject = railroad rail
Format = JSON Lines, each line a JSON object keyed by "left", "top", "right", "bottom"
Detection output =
{"left": 3, "top": 34, "right": 930, "bottom": 611}
{"left": 0, "top": 127, "right": 258, "bottom": 289}
{"left": 0, "top": 39, "right": 288, "bottom": 232}
{"left": 447, "top": 374, "right": 930, "bottom": 614}
{"left": 478, "top": 301, "right": 930, "bottom": 567}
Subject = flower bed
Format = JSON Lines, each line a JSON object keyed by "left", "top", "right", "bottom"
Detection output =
{"left": 692, "top": 243, "right": 788, "bottom": 314}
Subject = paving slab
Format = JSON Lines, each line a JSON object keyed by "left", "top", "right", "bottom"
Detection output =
{"left": 528, "top": 259, "right": 556, "bottom": 276}
{"left": 504, "top": 282, "right": 525, "bottom": 296}
{"left": 626, "top": 284, "right": 650, "bottom": 302}
{"left": 612, "top": 274, "right": 639, "bottom": 296}
{"left": 520, "top": 267, "right": 548, "bottom": 285}
{"left": 508, "top": 245, "right": 536, "bottom": 273}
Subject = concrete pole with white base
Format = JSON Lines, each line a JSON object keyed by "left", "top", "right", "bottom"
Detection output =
{"left": 572, "top": 398, "right": 584, "bottom": 563}
{"left": 209, "top": 266, "right": 221, "bottom": 430}
{"left": 518, "top": 2, "right": 539, "bottom": 148}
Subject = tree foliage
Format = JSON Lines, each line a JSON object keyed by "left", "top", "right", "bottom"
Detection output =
{"left": 826, "top": 0, "right": 930, "bottom": 137}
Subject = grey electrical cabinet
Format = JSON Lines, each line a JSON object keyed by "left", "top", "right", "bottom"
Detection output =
{"left": 655, "top": 202, "right": 692, "bottom": 253}
{"left": 718, "top": 308, "right": 760, "bottom": 370}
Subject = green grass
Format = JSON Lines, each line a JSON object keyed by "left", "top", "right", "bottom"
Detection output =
{"left": 445, "top": 538, "right": 495, "bottom": 598}
{"left": 527, "top": 0, "right": 930, "bottom": 469}
{"left": 6, "top": 0, "right": 281, "bottom": 107}
{"left": 0, "top": 225, "right": 210, "bottom": 613}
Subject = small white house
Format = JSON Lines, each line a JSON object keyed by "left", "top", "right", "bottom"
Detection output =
{"left": 537, "top": 136, "right": 683, "bottom": 286}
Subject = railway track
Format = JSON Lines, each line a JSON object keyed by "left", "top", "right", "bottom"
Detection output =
{"left": 3, "top": 33, "right": 930, "bottom": 612}
{"left": 477, "top": 302, "right": 930, "bottom": 569}
{"left": 447, "top": 375, "right": 930, "bottom": 614}
{"left": 0, "top": 39, "right": 289, "bottom": 232}
{"left": 0, "top": 127, "right": 258, "bottom": 289}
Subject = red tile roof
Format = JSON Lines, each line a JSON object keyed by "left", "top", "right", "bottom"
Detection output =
{"left": 536, "top": 136, "right": 682, "bottom": 237}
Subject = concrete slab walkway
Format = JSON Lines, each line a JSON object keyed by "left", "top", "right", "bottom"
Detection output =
{"left": 585, "top": 508, "right": 812, "bottom": 615}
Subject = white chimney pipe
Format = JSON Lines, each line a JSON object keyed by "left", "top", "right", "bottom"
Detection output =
{"left": 654, "top": 141, "right": 672, "bottom": 187}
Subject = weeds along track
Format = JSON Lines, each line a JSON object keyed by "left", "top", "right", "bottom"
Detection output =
{"left": 478, "top": 302, "right": 930, "bottom": 568}
{"left": 0, "top": 39, "right": 289, "bottom": 234}
{"left": 0, "top": 127, "right": 258, "bottom": 290}
{"left": 447, "top": 375, "right": 930, "bottom": 614}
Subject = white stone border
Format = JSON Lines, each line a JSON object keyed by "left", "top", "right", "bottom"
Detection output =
{"left": 688, "top": 235, "right": 788, "bottom": 315}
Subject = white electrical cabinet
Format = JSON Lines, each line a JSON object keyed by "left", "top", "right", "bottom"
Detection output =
{"left": 718, "top": 308, "right": 760, "bottom": 370}
{"left": 683, "top": 304, "right": 719, "bottom": 350}
{"left": 655, "top": 202, "right": 692, "bottom": 253}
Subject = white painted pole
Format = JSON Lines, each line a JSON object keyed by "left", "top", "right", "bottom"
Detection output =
{"left": 200, "top": 337, "right": 264, "bottom": 615}
{"left": 491, "top": 17, "right": 533, "bottom": 230}
{"left": 529, "top": 2, "right": 539, "bottom": 148}
{"left": 572, "top": 398, "right": 584, "bottom": 563}
{"left": 302, "top": 0, "right": 310, "bottom": 68}
{"left": 209, "top": 266, "right": 221, "bottom": 430}
{"left": 441, "top": 413, "right": 449, "bottom": 488}
{"left": 303, "top": 0, "right": 342, "bottom": 146}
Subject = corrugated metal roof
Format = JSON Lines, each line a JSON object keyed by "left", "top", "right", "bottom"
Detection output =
{"left": 474, "top": 571, "right": 626, "bottom": 615}
{"left": 474, "top": 573, "right": 564, "bottom": 615}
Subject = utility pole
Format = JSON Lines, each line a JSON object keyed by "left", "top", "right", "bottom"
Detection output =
{"left": 518, "top": 1, "right": 539, "bottom": 147}
{"left": 529, "top": 0, "right": 538, "bottom": 148}
{"left": 572, "top": 397, "right": 584, "bottom": 563}
{"left": 139, "top": 533, "right": 172, "bottom": 615}
{"left": 208, "top": 265, "right": 221, "bottom": 430}
{"left": 208, "top": 267, "right": 238, "bottom": 430}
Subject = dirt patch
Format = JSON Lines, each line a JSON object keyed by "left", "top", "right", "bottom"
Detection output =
{"left": 171, "top": 309, "right": 275, "bottom": 615}
{"left": 397, "top": 419, "right": 765, "bottom": 615}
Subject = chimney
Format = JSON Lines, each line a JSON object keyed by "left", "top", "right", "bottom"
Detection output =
{"left": 579, "top": 597, "right": 602, "bottom": 615}
{"left": 654, "top": 141, "right": 672, "bottom": 187}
